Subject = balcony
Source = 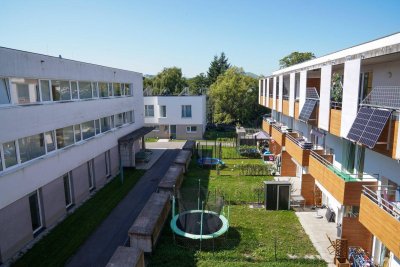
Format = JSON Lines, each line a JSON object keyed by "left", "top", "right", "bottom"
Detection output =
{"left": 294, "top": 101, "right": 299, "bottom": 119}
{"left": 262, "top": 118, "right": 273, "bottom": 135}
{"left": 285, "top": 132, "right": 323, "bottom": 166}
{"left": 309, "top": 151, "right": 377, "bottom": 206}
{"left": 329, "top": 102, "right": 342, "bottom": 137}
{"left": 282, "top": 96, "right": 289, "bottom": 116}
{"left": 259, "top": 96, "right": 265, "bottom": 106}
{"left": 371, "top": 117, "right": 398, "bottom": 160}
{"left": 271, "top": 123, "right": 286, "bottom": 146}
{"left": 268, "top": 94, "right": 274, "bottom": 109}
{"left": 359, "top": 185, "right": 400, "bottom": 259}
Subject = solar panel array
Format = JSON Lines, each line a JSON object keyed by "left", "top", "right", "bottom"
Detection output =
{"left": 299, "top": 100, "right": 317, "bottom": 122}
{"left": 306, "top": 87, "right": 319, "bottom": 99}
{"left": 347, "top": 107, "right": 392, "bottom": 148}
{"left": 361, "top": 86, "right": 400, "bottom": 110}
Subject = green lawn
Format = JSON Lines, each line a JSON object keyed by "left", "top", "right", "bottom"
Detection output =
{"left": 149, "top": 152, "right": 325, "bottom": 266}
{"left": 12, "top": 169, "right": 145, "bottom": 267}
{"left": 203, "top": 129, "right": 236, "bottom": 141}
{"left": 145, "top": 137, "right": 159, "bottom": 142}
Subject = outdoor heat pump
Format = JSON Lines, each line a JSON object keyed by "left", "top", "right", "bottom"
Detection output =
{"left": 264, "top": 181, "right": 291, "bottom": 210}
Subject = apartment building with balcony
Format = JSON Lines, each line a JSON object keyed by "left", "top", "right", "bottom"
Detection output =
{"left": 0, "top": 47, "right": 148, "bottom": 263}
{"left": 259, "top": 33, "right": 400, "bottom": 266}
{"left": 143, "top": 95, "right": 207, "bottom": 140}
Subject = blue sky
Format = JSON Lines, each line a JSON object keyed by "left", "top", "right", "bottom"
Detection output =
{"left": 0, "top": 0, "right": 399, "bottom": 77}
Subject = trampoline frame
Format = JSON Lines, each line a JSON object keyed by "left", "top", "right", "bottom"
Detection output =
{"left": 197, "top": 157, "right": 225, "bottom": 166}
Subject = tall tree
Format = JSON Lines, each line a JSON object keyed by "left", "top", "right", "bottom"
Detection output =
{"left": 187, "top": 73, "right": 208, "bottom": 95}
{"left": 207, "top": 52, "right": 231, "bottom": 85}
{"left": 209, "top": 67, "right": 268, "bottom": 126}
{"left": 279, "top": 52, "right": 315, "bottom": 69}
{"left": 151, "top": 67, "right": 187, "bottom": 95}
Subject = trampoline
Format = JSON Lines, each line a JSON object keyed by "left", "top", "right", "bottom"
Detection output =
{"left": 197, "top": 157, "right": 225, "bottom": 167}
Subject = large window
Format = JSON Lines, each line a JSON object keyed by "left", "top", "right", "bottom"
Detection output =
{"left": 159, "top": 105, "right": 167, "bottom": 117}
{"left": 79, "top": 81, "right": 92, "bottom": 99}
{"left": 45, "top": 131, "right": 56, "bottom": 152}
{"left": 0, "top": 78, "right": 11, "bottom": 104}
{"left": 181, "top": 105, "right": 192, "bottom": 118}
{"left": 18, "top": 134, "right": 46, "bottom": 163}
{"left": 88, "top": 160, "right": 95, "bottom": 190}
{"left": 105, "top": 150, "right": 111, "bottom": 177}
{"left": 125, "top": 111, "right": 134, "bottom": 123}
{"left": 113, "top": 83, "right": 121, "bottom": 96}
{"left": 11, "top": 78, "right": 39, "bottom": 104}
{"left": 51, "top": 80, "right": 71, "bottom": 101}
{"left": 74, "top": 124, "right": 82, "bottom": 142}
{"left": 92, "top": 82, "right": 98, "bottom": 98}
{"left": 101, "top": 117, "right": 111, "bottom": 132}
{"left": 63, "top": 173, "right": 73, "bottom": 208}
{"left": 3, "top": 141, "right": 18, "bottom": 168}
{"left": 115, "top": 113, "right": 125, "bottom": 127}
{"left": 95, "top": 119, "right": 101, "bottom": 134}
{"left": 99, "top": 82, "right": 108, "bottom": 98}
{"left": 40, "top": 80, "right": 51, "bottom": 101}
{"left": 56, "top": 126, "right": 74, "bottom": 149}
{"left": 71, "top": 81, "right": 79, "bottom": 99}
{"left": 29, "top": 190, "right": 43, "bottom": 234}
{"left": 81, "top": 121, "right": 95, "bottom": 139}
{"left": 145, "top": 105, "right": 154, "bottom": 117}
{"left": 186, "top": 126, "right": 197, "bottom": 133}
{"left": 125, "top": 83, "right": 131, "bottom": 96}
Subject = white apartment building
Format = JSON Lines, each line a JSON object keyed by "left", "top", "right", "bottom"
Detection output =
{"left": 0, "top": 47, "right": 149, "bottom": 263}
{"left": 144, "top": 95, "right": 207, "bottom": 140}
{"left": 260, "top": 33, "right": 400, "bottom": 266}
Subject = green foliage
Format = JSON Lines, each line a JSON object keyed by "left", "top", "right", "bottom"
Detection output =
{"left": 331, "top": 72, "right": 343, "bottom": 103}
{"left": 235, "top": 163, "right": 276, "bottom": 176}
{"left": 209, "top": 67, "right": 268, "bottom": 125}
{"left": 151, "top": 67, "right": 187, "bottom": 95}
{"left": 12, "top": 169, "right": 145, "bottom": 267}
{"left": 187, "top": 72, "right": 208, "bottom": 95}
{"left": 207, "top": 52, "right": 231, "bottom": 85}
{"left": 279, "top": 52, "right": 315, "bottom": 69}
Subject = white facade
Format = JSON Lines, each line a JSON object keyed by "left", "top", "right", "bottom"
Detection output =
{"left": 143, "top": 95, "right": 207, "bottom": 139}
{"left": 0, "top": 47, "right": 144, "bottom": 262}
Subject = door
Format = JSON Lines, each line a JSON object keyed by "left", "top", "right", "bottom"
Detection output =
{"left": 266, "top": 184, "right": 277, "bottom": 210}
{"left": 278, "top": 185, "right": 290, "bottom": 210}
{"left": 170, "top": 125, "right": 176, "bottom": 139}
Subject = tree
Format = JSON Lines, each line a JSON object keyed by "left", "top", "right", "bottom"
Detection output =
{"left": 187, "top": 73, "right": 208, "bottom": 95}
{"left": 209, "top": 67, "right": 268, "bottom": 125}
{"left": 207, "top": 52, "right": 231, "bottom": 85}
{"left": 279, "top": 52, "right": 315, "bottom": 69}
{"left": 151, "top": 67, "right": 187, "bottom": 95}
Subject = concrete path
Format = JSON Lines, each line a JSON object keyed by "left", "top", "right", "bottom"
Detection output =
{"left": 135, "top": 149, "right": 166, "bottom": 170}
{"left": 296, "top": 210, "right": 337, "bottom": 267}
{"left": 146, "top": 141, "right": 185, "bottom": 149}
{"left": 65, "top": 149, "right": 180, "bottom": 267}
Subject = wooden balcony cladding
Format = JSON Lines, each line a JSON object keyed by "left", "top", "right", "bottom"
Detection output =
{"left": 294, "top": 102, "right": 299, "bottom": 119}
{"left": 269, "top": 98, "right": 274, "bottom": 110}
{"left": 262, "top": 120, "right": 272, "bottom": 135}
{"left": 342, "top": 217, "right": 373, "bottom": 253}
{"left": 359, "top": 194, "right": 400, "bottom": 258}
{"left": 285, "top": 134, "right": 310, "bottom": 166}
{"left": 301, "top": 174, "right": 315, "bottom": 206}
{"left": 259, "top": 96, "right": 264, "bottom": 106}
{"left": 309, "top": 155, "right": 377, "bottom": 206}
{"left": 268, "top": 139, "right": 282, "bottom": 155}
{"left": 282, "top": 99, "right": 290, "bottom": 116}
{"left": 271, "top": 126, "right": 285, "bottom": 146}
{"left": 329, "top": 109, "right": 341, "bottom": 137}
{"left": 372, "top": 119, "right": 398, "bottom": 159}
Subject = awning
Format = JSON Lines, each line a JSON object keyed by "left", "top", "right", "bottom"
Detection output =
{"left": 118, "top": 127, "right": 154, "bottom": 144}
{"left": 252, "top": 131, "right": 270, "bottom": 139}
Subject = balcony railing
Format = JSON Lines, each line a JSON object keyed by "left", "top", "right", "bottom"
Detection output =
{"left": 285, "top": 131, "right": 315, "bottom": 150}
{"left": 282, "top": 95, "right": 289, "bottom": 100}
{"left": 330, "top": 101, "right": 342, "bottom": 109}
{"left": 362, "top": 185, "right": 400, "bottom": 219}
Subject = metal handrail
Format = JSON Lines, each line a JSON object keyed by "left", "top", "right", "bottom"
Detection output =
{"left": 362, "top": 185, "right": 400, "bottom": 219}
{"left": 330, "top": 101, "right": 342, "bottom": 109}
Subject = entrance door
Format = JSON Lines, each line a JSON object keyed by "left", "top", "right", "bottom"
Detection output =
{"left": 278, "top": 185, "right": 290, "bottom": 210}
{"left": 170, "top": 125, "right": 176, "bottom": 139}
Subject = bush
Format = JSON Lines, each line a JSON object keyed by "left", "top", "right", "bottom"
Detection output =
{"left": 235, "top": 163, "right": 276, "bottom": 176}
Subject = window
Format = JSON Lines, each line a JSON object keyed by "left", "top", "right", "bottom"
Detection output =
{"left": 0, "top": 78, "right": 11, "bottom": 104}
{"left": 18, "top": 134, "right": 45, "bottom": 163}
{"left": 71, "top": 81, "right": 79, "bottom": 99}
{"left": 74, "top": 124, "right": 82, "bottom": 142}
{"left": 87, "top": 160, "right": 95, "bottom": 190}
{"left": 29, "top": 190, "right": 43, "bottom": 234}
{"left": 105, "top": 150, "right": 111, "bottom": 177}
{"left": 45, "top": 131, "right": 56, "bottom": 152}
{"left": 145, "top": 105, "right": 154, "bottom": 117}
{"left": 99, "top": 82, "right": 108, "bottom": 98}
{"left": 63, "top": 173, "right": 73, "bottom": 208}
{"left": 81, "top": 121, "right": 95, "bottom": 139}
{"left": 79, "top": 81, "right": 92, "bottom": 99}
{"left": 11, "top": 78, "right": 39, "bottom": 104}
{"left": 181, "top": 105, "right": 192, "bottom": 118}
{"left": 186, "top": 126, "right": 197, "bottom": 133}
{"left": 153, "top": 125, "right": 160, "bottom": 131}
{"left": 56, "top": 126, "right": 74, "bottom": 149}
{"left": 108, "top": 83, "right": 113, "bottom": 96}
{"left": 92, "top": 82, "right": 98, "bottom": 98}
{"left": 125, "top": 83, "right": 131, "bottom": 96}
{"left": 95, "top": 119, "right": 101, "bottom": 134}
{"left": 121, "top": 84, "right": 126, "bottom": 96}
{"left": 101, "top": 117, "right": 111, "bottom": 132}
{"left": 3, "top": 141, "right": 18, "bottom": 168}
{"left": 110, "top": 115, "right": 115, "bottom": 128}
{"left": 125, "top": 111, "right": 133, "bottom": 123}
{"left": 113, "top": 83, "right": 121, "bottom": 96}
{"left": 115, "top": 113, "right": 124, "bottom": 127}
{"left": 51, "top": 80, "right": 71, "bottom": 101}
{"left": 0, "top": 148, "right": 3, "bottom": 171}
{"left": 40, "top": 80, "right": 51, "bottom": 101}
{"left": 159, "top": 105, "right": 167, "bottom": 117}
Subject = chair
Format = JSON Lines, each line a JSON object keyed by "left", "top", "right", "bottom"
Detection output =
{"left": 326, "top": 234, "right": 335, "bottom": 254}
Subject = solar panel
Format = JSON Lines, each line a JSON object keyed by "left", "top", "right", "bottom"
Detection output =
{"left": 362, "top": 86, "right": 400, "bottom": 110}
{"left": 347, "top": 107, "right": 392, "bottom": 148}
{"left": 299, "top": 100, "right": 317, "bottom": 122}
{"left": 306, "top": 87, "right": 319, "bottom": 99}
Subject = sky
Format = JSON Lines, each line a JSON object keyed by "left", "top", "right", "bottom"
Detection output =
{"left": 0, "top": 0, "right": 399, "bottom": 78}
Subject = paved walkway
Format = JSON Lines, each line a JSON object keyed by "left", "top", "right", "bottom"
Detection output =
{"left": 135, "top": 149, "right": 166, "bottom": 170}
{"left": 65, "top": 149, "right": 180, "bottom": 267}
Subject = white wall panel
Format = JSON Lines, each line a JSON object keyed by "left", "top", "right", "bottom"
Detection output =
{"left": 258, "top": 80, "right": 262, "bottom": 102}
{"left": 278, "top": 75, "right": 283, "bottom": 112}
{"left": 341, "top": 59, "right": 361, "bottom": 137}
{"left": 289, "top": 73, "right": 295, "bottom": 117}
{"left": 299, "top": 71, "right": 307, "bottom": 110}
{"left": 272, "top": 76, "right": 277, "bottom": 110}
{"left": 266, "top": 78, "right": 270, "bottom": 107}
{"left": 319, "top": 65, "right": 332, "bottom": 131}
{"left": 263, "top": 79, "right": 266, "bottom": 106}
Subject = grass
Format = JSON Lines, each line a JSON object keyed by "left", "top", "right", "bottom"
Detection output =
{"left": 149, "top": 149, "right": 325, "bottom": 266}
{"left": 12, "top": 169, "right": 145, "bottom": 267}
{"left": 145, "top": 137, "right": 159, "bottom": 142}
{"left": 203, "top": 129, "right": 236, "bottom": 141}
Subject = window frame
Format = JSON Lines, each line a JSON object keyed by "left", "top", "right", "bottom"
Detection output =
{"left": 181, "top": 105, "right": 192, "bottom": 118}
{"left": 63, "top": 173, "right": 74, "bottom": 209}
{"left": 88, "top": 160, "right": 95, "bottom": 191}
{"left": 186, "top": 126, "right": 197, "bottom": 133}
{"left": 145, "top": 105, "right": 155, "bottom": 117}
{"left": 0, "top": 77, "right": 11, "bottom": 105}
{"left": 159, "top": 105, "right": 167, "bottom": 118}
{"left": 29, "top": 189, "right": 44, "bottom": 235}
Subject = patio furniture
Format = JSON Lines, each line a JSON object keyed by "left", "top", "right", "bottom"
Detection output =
{"left": 326, "top": 234, "right": 336, "bottom": 254}
{"left": 291, "top": 195, "right": 305, "bottom": 209}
